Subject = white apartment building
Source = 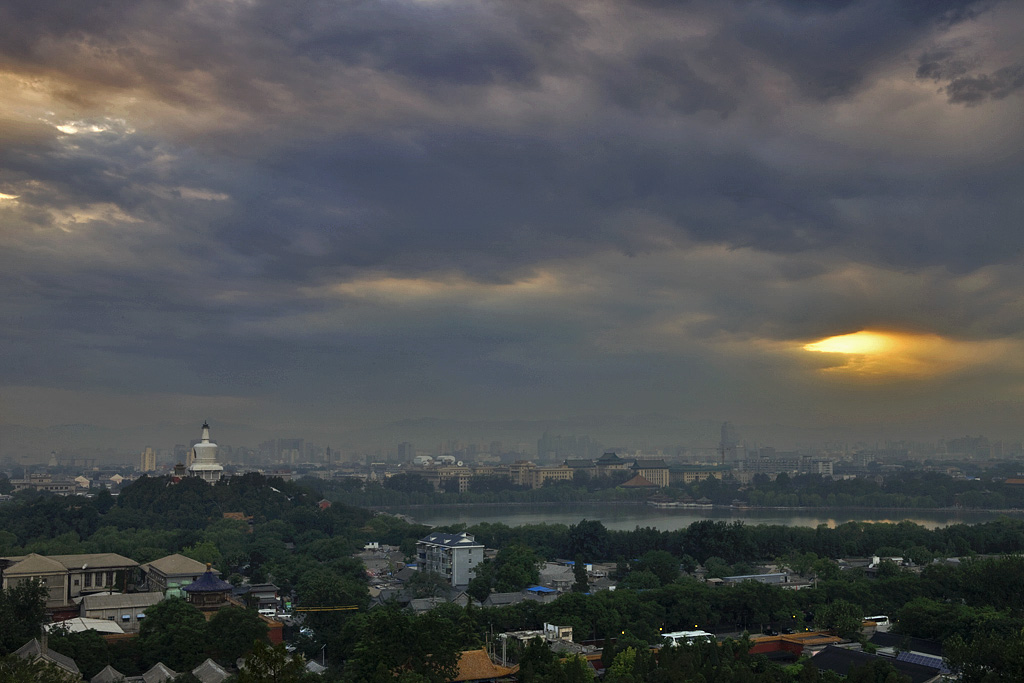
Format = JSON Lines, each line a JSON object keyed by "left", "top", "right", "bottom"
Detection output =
{"left": 416, "top": 532, "right": 484, "bottom": 587}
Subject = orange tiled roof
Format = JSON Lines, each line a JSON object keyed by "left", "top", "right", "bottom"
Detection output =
{"left": 452, "top": 649, "right": 518, "bottom": 682}
{"left": 620, "top": 474, "right": 658, "bottom": 488}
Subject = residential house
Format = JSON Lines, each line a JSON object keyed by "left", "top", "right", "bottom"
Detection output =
{"left": 0, "top": 553, "right": 138, "bottom": 609}
{"left": 140, "top": 554, "right": 218, "bottom": 598}
{"left": 14, "top": 638, "right": 81, "bottom": 679}
{"left": 81, "top": 591, "right": 163, "bottom": 633}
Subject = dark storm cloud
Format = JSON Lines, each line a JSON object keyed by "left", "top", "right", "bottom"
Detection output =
{"left": 1, "top": 0, "right": 1023, "bottom": 430}
{"left": 915, "top": 45, "right": 1024, "bottom": 105}
{"left": 732, "top": 0, "right": 988, "bottom": 99}
{"left": 945, "top": 63, "right": 1024, "bottom": 103}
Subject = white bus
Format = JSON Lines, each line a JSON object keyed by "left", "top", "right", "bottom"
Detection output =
{"left": 864, "top": 615, "right": 890, "bottom": 631}
{"left": 663, "top": 630, "right": 715, "bottom": 646}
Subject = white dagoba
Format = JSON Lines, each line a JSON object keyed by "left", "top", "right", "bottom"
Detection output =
{"left": 188, "top": 421, "right": 224, "bottom": 483}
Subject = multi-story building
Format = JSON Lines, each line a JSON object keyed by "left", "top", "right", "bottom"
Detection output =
{"left": 416, "top": 532, "right": 484, "bottom": 587}
{"left": 140, "top": 447, "right": 157, "bottom": 472}
{"left": 669, "top": 465, "right": 731, "bottom": 485}
{"left": 9, "top": 475, "right": 78, "bottom": 495}
{"left": 0, "top": 553, "right": 138, "bottom": 609}
{"left": 631, "top": 460, "right": 670, "bottom": 488}
{"left": 140, "top": 553, "right": 219, "bottom": 598}
{"left": 595, "top": 452, "right": 629, "bottom": 474}
{"left": 81, "top": 592, "right": 163, "bottom": 632}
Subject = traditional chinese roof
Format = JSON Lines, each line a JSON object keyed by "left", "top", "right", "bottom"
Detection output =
{"left": 632, "top": 459, "right": 668, "bottom": 469}
{"left": 191, "top": 658, "right": 230, "bottom": 683}
{"left": 182, "top": 566, "right": 233, "bottom": 593}
{"left": 563, "top": 459, "right": 595, "bottom": 469}
{"left": 452, "top": 649, "right": 518, "bottom": 682}
{"left": 619, "top": 474, "right": 658, "bottom": 488}
{"left": 142, "top": 662, "right": 179, "bottom": 683}
{"left": 91, "top": 664, "right": 126, "bottom": 682}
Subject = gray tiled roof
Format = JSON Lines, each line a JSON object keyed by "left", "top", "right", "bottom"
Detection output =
{"left": 142, "top": 662, "right": 178, "bottom": 683}
{"left": 141, "top": 554, "right": 215, "bottom": 576}
{"left": 14, "top": 638, "right": 81, "bottom": 675}
{"left": 82, "top": 592, "right": 163, "bottom": 611}
{"left": 91, "top": 664, "right": 127, "bottom": 682}
{"left": 191, "top": 658, "right": 230, "bottom": 683}
{"left": 418, "top": 532, "right": 483, "bottom": 547}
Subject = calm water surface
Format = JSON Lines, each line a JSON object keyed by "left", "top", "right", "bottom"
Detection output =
{"left": 394, "top": 503, "right": 1022, "bottom": 531}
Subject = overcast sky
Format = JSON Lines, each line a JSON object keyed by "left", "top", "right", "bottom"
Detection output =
{"left": 1, "top": 0, "right": 1022, "bottom": 441}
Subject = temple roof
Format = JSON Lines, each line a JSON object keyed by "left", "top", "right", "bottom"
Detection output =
{"left": 182, "top": 566, "right": 233, "bottom": 593}
{"left": 452, "top": 649, "right": 518, "bottom": 682}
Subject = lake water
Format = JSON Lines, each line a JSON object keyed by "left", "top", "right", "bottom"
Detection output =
{"left": 393, "top": 503, "right": 1022, "bottom": 531}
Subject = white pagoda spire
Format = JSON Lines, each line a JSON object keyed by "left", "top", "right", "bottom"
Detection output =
{"left": 188, "top": 421, "right": 223, "bottom": 483}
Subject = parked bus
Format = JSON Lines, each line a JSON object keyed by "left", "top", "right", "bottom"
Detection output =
{"left": 864, "top": 615, "right": 890, "bottom": 631}
{"left": 663, "top": 630, "right": 716, "bottom": 646}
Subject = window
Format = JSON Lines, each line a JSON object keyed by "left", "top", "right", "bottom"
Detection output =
{"left": 121, "top": 615, "right": 130, "bottom": 622}
{"left": 84, "top": 573, "right": 92, "bottom": 588}
{"left": 73, "top": 579, "right": 79, "bottom": 586}
{"left": 137, "top": 613, "right": 146, "bottom": 619}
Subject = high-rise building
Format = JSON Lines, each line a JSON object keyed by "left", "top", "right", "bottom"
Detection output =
{"left": 397, "top": 442, "right": 415, "bottom": 462}
{"left": 140, "top": 447, "right": 157, "bottom": 472}
{"left": 719, "top": 422, "right": 745, "bottom": 467}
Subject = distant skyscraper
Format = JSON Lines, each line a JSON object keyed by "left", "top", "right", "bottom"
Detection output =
{"left": 720, "top": 422, "right": 744, "bottom": 466}
{"left": 188, "top": 422, "right": 223, "bottom": 483}
{"left": 397, "top": 442, "right": 414, "bottom": 462}
{"left": 140, "top": 447, "right": 157, "bottom": 472}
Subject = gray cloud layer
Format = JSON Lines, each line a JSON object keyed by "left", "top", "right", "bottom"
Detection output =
{"left": 1, "top": 0, "right": 1022, "bottom": 438}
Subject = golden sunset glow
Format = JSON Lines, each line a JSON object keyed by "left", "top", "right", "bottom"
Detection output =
{"left": 801, "top": 330, "right": 1018, "bottom": 378}
{"left": 803, "top": 331, "right": 895, "bottom": 355}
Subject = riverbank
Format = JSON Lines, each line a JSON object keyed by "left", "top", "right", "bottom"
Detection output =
{"left": 379, "top": 501, "right": 1024, "bottom": 532}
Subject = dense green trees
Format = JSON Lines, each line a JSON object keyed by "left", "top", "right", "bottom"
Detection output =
{"left": 0, "top": 654, "right": 79, "bottom": 682}
{"left": 237, "top": 641, "right": 316, "bottom": 683}
{"left": 339, "top": 602, "right": 477, "bottom": 682}
{"left": 0, "top": 580, "right": 47, "bottom": 656}
{"left": 137, "top": 599, "right": 211, "bottom": 671}
{"left": 468, "top": 544, "right": 542, "bottom": 601}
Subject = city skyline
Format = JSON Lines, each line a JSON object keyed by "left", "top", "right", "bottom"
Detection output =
{"left": 1, "top": 0, "right": 1023, "bottom": 441}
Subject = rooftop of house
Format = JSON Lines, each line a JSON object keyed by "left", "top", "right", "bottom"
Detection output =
{"left": 191, "top": 658, "right": 230, "bottom": 683}
{"left": 1, "top": 552, "right": 138, "bottom": 574}
{"left": 810, "top": 645, "right": 941, "bottom": 683}
{"left": 14, "top": 638, "right": 81, "bottom": 676}
{"left": 91, "top": 664, "right": 127, "bottom": 683}
{"left": 418, "top": 532, "right": 483, "bottom": 548}
{"left": 82, "top": 591, "right": 164, "bottom": 611}
{"left": 869, "top": 632, "right": 944, "bottom": 657}
{"left": 141, "top": 553, "right": 217, "bottom": 577}
{"left": 46, "top": 616, "right": 125, "bottom": 635}
{"left": 142, "top": 661, "right": 179, "bottom": 683}
{"left": 452, "top": 649, "right": 518, "bottom": 682}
